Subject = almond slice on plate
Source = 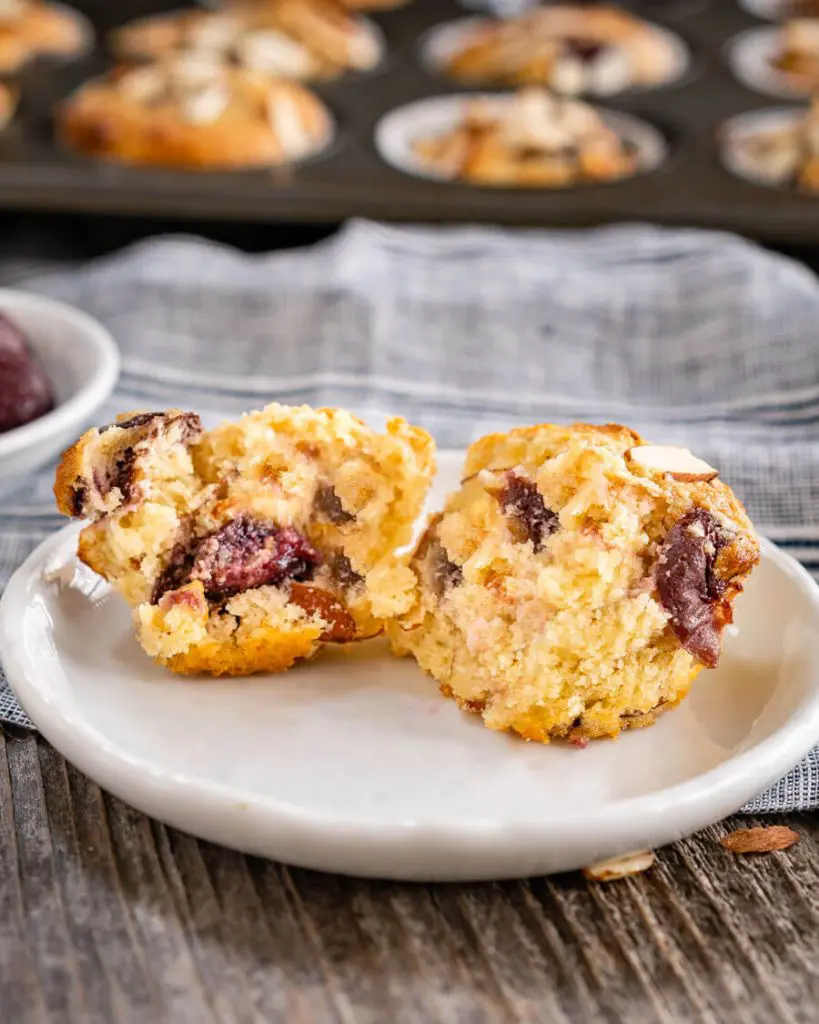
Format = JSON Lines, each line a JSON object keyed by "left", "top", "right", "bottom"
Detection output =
{"left": 582, "top": 849, "right": 656, "bottom": 882}
{"left": 626, "top": 444, "right": 719, "bottom": 482}
{"left": 720, "top": 826, "right": 799, "bottom": 854}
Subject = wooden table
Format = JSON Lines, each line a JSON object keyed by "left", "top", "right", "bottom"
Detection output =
{"left": 2, "top": 725, "right": 816, "bottom": 1024}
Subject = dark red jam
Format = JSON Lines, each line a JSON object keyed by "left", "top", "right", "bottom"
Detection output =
{"left": 0, "top": 312, "right": 54, "bottom": 434}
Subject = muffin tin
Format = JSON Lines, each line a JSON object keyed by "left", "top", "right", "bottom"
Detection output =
{"left": 0, "top": 0, "right": 817, "bottom": 241}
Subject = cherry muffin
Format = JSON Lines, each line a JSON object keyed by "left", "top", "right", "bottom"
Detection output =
{"left": 772, "top": 19, "right": 819, "bottom": 91}
{"left": 441, "top": 4, "right": 683, "bottom": 95}
{"left": 112, "top": 1, "right": 383, "bottom": 81}
{"left": 55, "top": 404, "right": 435, "bottom": 676}
{"left": 730, "top": 100, "right": 819, "bottom": 193}
{"left": 57, "top": 59, "right": 333, "bottom": 170}
{"left": 0, "top": 0, "right": 88, "bottom": 75}
{"left": 412, "top": 88, "right": 644, "bottom": 188}
{"left": 389, "top": 423, "right": 759, "bottom": 744}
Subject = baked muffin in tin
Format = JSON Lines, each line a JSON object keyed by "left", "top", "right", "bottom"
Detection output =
{"left": 58, "top": 59, "right": 334, "bottom": 171}
{"left": 113, "top": 1, "right": 383, "bottom": 82}
{"left": 0, "top": 0, "right": 88, "bottom": 75}
{"left": 412, "top": 88, "right": 646, "bottom": 188}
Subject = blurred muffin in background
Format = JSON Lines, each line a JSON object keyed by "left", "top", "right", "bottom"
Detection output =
{"left": 729, "top": 100, "right": 819, "bottom": 193}
{"left": 437, "top": 4, "right": 686, "bottom": 96}
{"left": 0, "top": 0, "right": 89, "bottom": 74}
{"left": 58, "top": 59, "right": 334, "bottom": 170}
{"left": 772, "top": 19, "right": 819, "bottom": 90}
{"left": 113, "top": 1, "right": 383, "bottom": 81}
{"left": 412, "top": 88, "right": 647, "bottom": 188}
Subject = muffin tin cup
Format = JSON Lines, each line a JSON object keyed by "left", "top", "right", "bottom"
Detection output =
{"left": 726, "top": 25, "right": 816, "bottom": 100}
{"left": 719, "top": 105, "right": 812, "bottom": 191}
{"left": 374, "top": 92, "right": 668, "bottom": 186}
{"left": 418, "top": 14, "right": 692, "bottom": 96}
{"left": 737, "top": 0, "right": 806, "bottom": 20}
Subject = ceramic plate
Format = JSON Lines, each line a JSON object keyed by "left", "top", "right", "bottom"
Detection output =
{"left": 375, "top": 95, "right": 667, "bottom": 185}
{"left": 2, "top": 451, "right": 819, "bottom": 882}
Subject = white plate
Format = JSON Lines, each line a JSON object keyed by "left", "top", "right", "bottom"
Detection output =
{"left": 2, "top": 450, "right": 819, "bottom": 881}
{"left": 419, "top": 16, "right": 691, "bottom": 95}
{"left": 375, "top": 94, "right": 667, "bottom": 185}
{"left": 727, "top": 26, "right": 814, "bottom": 100}
{"left": 719, "top": 106, "right": 809, "bottom": 189}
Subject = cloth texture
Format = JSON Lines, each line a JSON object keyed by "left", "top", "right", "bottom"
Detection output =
{"left": 1, "top": 219, "right": 818, "bottom": 813}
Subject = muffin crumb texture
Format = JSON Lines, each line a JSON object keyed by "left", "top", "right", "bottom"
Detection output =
{"left": 388, "top": 422, "right": 759, "bottom": 743}
{"left": 55, "top": 404, "right": 435, "bottom": 676}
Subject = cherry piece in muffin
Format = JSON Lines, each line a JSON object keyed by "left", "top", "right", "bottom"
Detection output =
{"left": 55, "top": 403, "right": 434, "bottom": 676}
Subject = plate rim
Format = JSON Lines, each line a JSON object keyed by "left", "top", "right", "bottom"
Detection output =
{"left": 2, "top": 514, "right": 819, "bottom": 878}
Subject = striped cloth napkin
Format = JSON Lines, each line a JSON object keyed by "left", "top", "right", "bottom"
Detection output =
{"left": 1, "top": 219, "right": 817, "bottom": 813}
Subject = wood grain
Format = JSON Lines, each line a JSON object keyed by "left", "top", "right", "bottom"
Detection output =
{"left": 1, "top": 725, "right": 817, "bottom": 1024}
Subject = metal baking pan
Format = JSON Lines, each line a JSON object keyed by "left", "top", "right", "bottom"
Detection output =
{"left": 0, "top": 0, "right": 817, "bottom": 242}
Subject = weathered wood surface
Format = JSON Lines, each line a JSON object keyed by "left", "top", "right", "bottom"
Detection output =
{"left": 1, "top": 725, "right": 817, "bottom": 1024}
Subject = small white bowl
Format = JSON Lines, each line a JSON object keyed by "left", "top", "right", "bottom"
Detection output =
{"left": 0, "top": 289, "right": 120, "bottom": 495}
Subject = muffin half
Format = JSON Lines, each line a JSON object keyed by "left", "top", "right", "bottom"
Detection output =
{"left": 389, "top": 423, "right": 759, "bottom": 743}
{"left": 55, "top": 404, "right": 435, "bottom": 676}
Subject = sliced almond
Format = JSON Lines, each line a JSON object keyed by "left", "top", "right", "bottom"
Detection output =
{"left": 180, "top": 83, "right": 230, "bottom": 126}
{"left": 117, "top": 66, "right": 167, "bottom": 105}
{"left": 289, "top": 582, "right": 357, "bottom": 642}
{"left": 347, "top": 22, "right": 383, "bottom": 71}
{"left": 625, "top": 444, "right": 718, "bottom": 483}
{"left": 582, "top": 849, "right": 656, "bottom": 882}
{"left": 170, "top": 53, "right": 225, "bottom": 89}
{"left": 267, "top": 88, "right": 313, "bottom": 160}
{"left": 187, "top": 14, "right": 243, "bottom": 54}
{"left": 237, "top": 28, "right": 316, "bottom": 79}
{"left": 720, "top": 826, "right": 799, "bottom": 855}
